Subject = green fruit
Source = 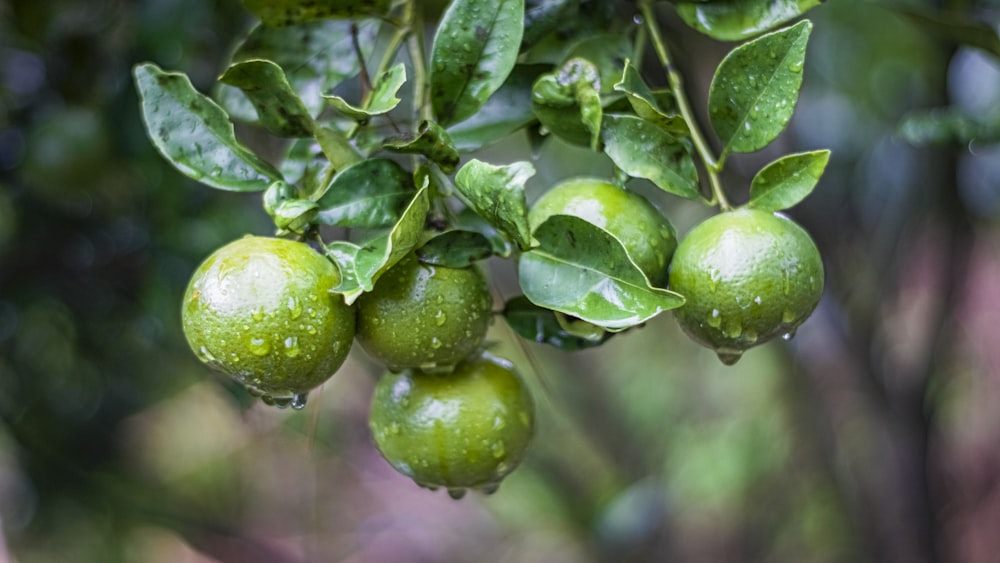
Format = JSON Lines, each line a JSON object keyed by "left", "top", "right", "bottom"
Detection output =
{"left": 369, "top": 352, "right": 535, "bottom": 497}
{"left": 356, "top": 253, "right": 493, "bottom": 372}
{"left": 529, "top": 177, "right": 678, "bottom": 287}
{"left": 668, "top": 208, "right": 824, "bottom": 365}
{"left": 182, "top": 236, "right": 355, "bottom": 407}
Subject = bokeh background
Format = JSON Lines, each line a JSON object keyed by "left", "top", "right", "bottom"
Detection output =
{"left": 3, "top": 0, "right": 1000, "bottom": 561}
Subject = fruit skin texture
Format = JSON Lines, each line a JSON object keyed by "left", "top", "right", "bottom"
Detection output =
{"left": 528, "top": 177, "right": 677, "bottom": 287}
{"left": 182, "top": 236, "right": 355, "bottom": 397}
{"left": 369, "top": 353, "right": 535, "bottom": 492}
{"left": 356, "top": 253, "right": 493, "bottom": 372}
{"left": 668, "top": 208, "right": 824, "bottom": 364}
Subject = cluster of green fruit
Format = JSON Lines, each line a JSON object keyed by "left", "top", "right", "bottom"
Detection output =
{"left": 181, "top": 235, "right": 534, "bottom": 498}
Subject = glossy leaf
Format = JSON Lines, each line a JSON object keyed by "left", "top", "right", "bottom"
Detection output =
{"left": 313, "top": 126, "right": 363, "bottom": 172}
{"left": 503, "top": 296, "right": 613, "bottom": 350}
{"left": 280, "top": 138, "right": 333, "bottom": 198}
{"left": 455, "top": 207, "right": 515, "bottom": 258}
{"left": 383, "top": 120, "right": 460, "bottom": 174}
{"left": 316, "top": 158, "right": 415, "bottom": 228}
{"left": 676, "top": 0, "right": 822, "bottom": 42}
{"left": 240, "top": 0, "right": 389, "bottom": 26}
{"left": 448, "top": 64, "right": 545, "bottom": 152}
{"left": 454, "top": 159, "right": 534, "bottom": 251}
{"left": 518, "top": 215, "right": 684, "bottom": 330}
{"left": 216, "top": 20, "right": 376, "bottom": 120}
{"left": 430, "top": 0, "right": 525, "bottom": 126}
{"left": 324, "top": 63, "right": 406, "bottom": 120}
{"left": 601, "top": 114, "right": 701, "bottom": 200}
{"left": 708, "top": 20, "right": 811, "bottom": 154}
{"left": 562, "top": 33, "right": 632, "bottom": 94}
{"left": 416, "top": 230, "right": 494, "bottom": 267}
{"left": 523, "top": 0, "right": 579, "bottom": 51}
{"left": 272, "top": 198, "right": 319, "bottom": 234}
{"left": 614, "top": 61, "right": 687, "bottom": 134}
{"left": 327, "top": 186, "right": 430, "bottom": 304}
{"left": 532, "top": 58, "right": 603, "bottom": 148}
{"left": 747, "top": 150, "right": 830, "bottom": 211}
{"left": 219, "top": 60, "right": 314, "bottom": 137}
{"left": 134, "top": 63, "right": 281, "bottom": 192}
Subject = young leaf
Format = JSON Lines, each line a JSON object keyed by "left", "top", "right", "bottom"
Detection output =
{"left": 316, "top": 158, "right": 415, "bottom": 228}
{"left": 561, "top": 33, "right": 632, "bottom": 94}
{"left": 600, "top": 114, "right": 701, "bottom": 200}
{"left": 134, "top": 63, "right": 281, "bottom": 192}
{"left": 280, "top": 138, "right": 332, "bottom": 197}
{"left": 708, "top": 20, "right": 812, "bottom": 154}
{"left": 219, "top": 60, "right": 314, "bottom": 137}
{"left": 503, "top": 296, "right": 613, "bottom": 351}
{"left": 447, "top": 64, "right": 545, "bottom": 152}
{"left": 324, "top": 63, "right": 406, "bottom": 120}
{"left": 531, "top": 58, "right": 603, "bottom": 149}
{"left": 614, "top": 61, "right": 688, "bottom": 135}
{"left": 383, "top": 121, "right": 460, "bottom": 174}
{"left": 747, "top": 150, "right": 830, "bottom": 211}
{"left": 518, "top": 215, "right": 684, "bottom": 330}
{"left": 240, "top": 0, "right": 389, "bottom": 26}
{"left": 430, "top": 0, "right": 525, "bottom": 126}
{"left": 454, "top": 159, "right": 534, "bottom": 251}
{"left": 676, "top": 0, "right": 822, "bottom": 42}
{"left": 216, "top": 20, "right": 376, "bottom": 119}
{"left": 327, "top": 185, "right": 430, "bottom": 304}
{"left": 416, "top": 230, "right": 494, "bottom": 267}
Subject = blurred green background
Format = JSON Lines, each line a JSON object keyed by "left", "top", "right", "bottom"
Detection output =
{"left": 2, "top": 0, "right": 1000, "bottom": 561}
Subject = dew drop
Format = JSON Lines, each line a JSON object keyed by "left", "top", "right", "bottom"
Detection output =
{"left": 708, "top": 269, "right": 721, "bottom": 293}
{"left": 722, "top": 318, "right": 743, "bottom": 339}
{"left": 783, "top": 271, "right": 791, "bottom": 295}
{"left": 268, "top": 395, "right": 293, "bottom": 409}
{"left": 480, "top": 482, "right": 500, "bottom": 495}
{"left": 430, "top": 337, "right": 443, "bottom": 349}
{"left": 252, "top": 305, "right": 265, "bottom": 322}
{"left": 287, "top": 296, "right": 303, "bottom": 319}
{"left": 783, "top": 329, "right": 797, "bottom": 341}
{"left": 291, "top": 393, "right": 308, "bottom": 410}
{"left": 754, "top": 295, "right": 762, "bottom": 305}
{"left": 716, "top": 349, "right": 743, "bottom": 365}
{"left": 782, "top": 309, "right": 797, "bottom": 324}
{"left": 447, "top": 488, "right": 467, "bottom": 500}
{"left": 707, "top": 309, "right": 722, "bottom": 328}
{"left": 789, "top": 60, "right": 803, "bottom": 72}
{"left": 491, "top": 441, "right": 506, "bottom": 459}
{"left": 284, "top": 336, "right": 301, "bottom": 357}
{"left": 434, "top": 310, "right": 447, "bottom": 326}
{"left": 197, "top": 345, "right": 218, "bottom": 363}
{"left": 306, "top": 325, "right": 317, "bottom": 335}
{"left": 389, "top": 422, "right": 401, "bottom": 435}
{"left": 743, "top": 329, "right": 759, "bottom": 344}
{"left": 248, "top": 337, "right": 271, "bottom": 356}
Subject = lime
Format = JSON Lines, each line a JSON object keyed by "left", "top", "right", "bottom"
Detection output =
{"left": 668, "top": 208, "right": 823, "bottom": 364}
{"left": 368, "top": 352, "right": 535, "bottom": 498}
{"left": 182, "top": 236, "right": 355, "bottom": 406}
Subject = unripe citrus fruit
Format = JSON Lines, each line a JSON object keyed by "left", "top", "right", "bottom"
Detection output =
{"left": 182, "top": 236, "right": 355, "bottom": 407}
{"left": 668, "top": 208, "right": 823, "bottom": 365}
{"left": 355, "top": 253, "right": 493, "bottom": 372}
{"left": 369, "top": 352, "right": 535, "bottom": 498}
{"left": 529, "top": 177, "right": 678, "bottom": 287}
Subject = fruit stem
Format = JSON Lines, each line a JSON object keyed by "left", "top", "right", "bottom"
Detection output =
{"left": 639, "top": 1, "right": 731, "bottom": 211}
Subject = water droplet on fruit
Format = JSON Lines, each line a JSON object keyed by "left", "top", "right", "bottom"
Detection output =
{"left": 481, "top": 482, "right": 500, "bottom": 495}
{"left": 197, "top": 345, "right": 217, "bottom": 363}
{"left": 435, "top": 310, "right": 447, "bottom": 326}
{"left": 284, "top": 336, "right": 300, "bottom": 357}
{"left": 306, "top": 325, "right": 317, "bottom": 335}
{"left": 783, "top": 271, "right": 791, "bottom": 295}
{"left": 754, "top": 295, "right": 762, "bottom": 305}
{"left": 388, "top": 422, "right": 400, "bottom": 435}
{"left": 436, "top": 295, "right": 444, "bottom": 304}
{"left": 447, "top": 488, "right": 467, "bottom": 500}
{"left": 782, "top": 329, "right": 797, "bottom": 341}
{"left": 782, "top": 309, "right": 796, "bottom": 324}
{"left": 722, "top": 318, "right": 743, "bottom": 339}
{"left": 707, "top": 309, "right": 722, "bottom": 328}
{"left": 716, "top": 349, "right": 743, "bottom": 365}
{"left": 743, "top": 329, "right": 759, "bottom": 344}
{"left": 268, "top": 395, "right": 294, "bottom": 409}
{"left": 291, "top": 393, "right": 308, "bottom": 410}
{"left": 708, "top": 269, "right": 721, "bottom": 292}
{"left": 491, "top": 441, "right": 506, "bottom": 459}
{"left": 288, "top": 296, "right": 302, "bottom": 319}
{"left": 249, "top": 337, "right": 270, "bottom": 356}
{"left": 252, "top": 306, "right": 265, "bottom": 322}
{"left": 430, "top": 337, "right": 442, "bottom": 349}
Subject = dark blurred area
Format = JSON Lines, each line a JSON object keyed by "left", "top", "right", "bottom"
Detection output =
{"left": 2, "top": 0, "right": 1000, "bottom": 562}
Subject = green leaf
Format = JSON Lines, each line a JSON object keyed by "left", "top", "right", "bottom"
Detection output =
{"left": 383, "top": 121, "right": 461, "bottom": 174}
{"left": 562, "top": 33, "right": 632, "bottom": 95}
{"left": 503, "top": 296, "right": 613, "bottom": 350}
{"left": 531, "top": 58, "right": 604, "bottom": 149}
{"left": 889, "top": 3, "right": 1000, "bottom": 59}
{"left": 280, "top": 138, "right": 333, "bottom": 198}
{"left": 416, "top": 230, "right": 494, "bottom": 267}
{"left": 708, "top": 20, "right": 812, "bottom": 154}
{"left": 133, "top": 63, "right": 281, "bottom": 192}
{"left": 327, "top": 185, "right": 430, "bottom": 304}
{"left": 240, "top": 0, "right": 389, "bottom": 26}
{"left": 216, "top": 20, "right": 376, "bottom": 120}
{"left": 219, "top": 60, "right": 314, "bottom": 137}
{"left": 676, "top": 0, "right": 822, "bottom": 42}
{"left": 455, "top": 207, "right": 515, "bottom": 258}
{"left": 454, "top": 159, "right": 534, "bottom": 251}
{"left": 272, "top": 198, "right": 319, "bottom": 234}
{"left": 313, "top": 126, "right": 364, "bottom": 172}
{"left": 898, "top": 107, "right": 1000, "bottom": 146}
{"left": 747, "top": 150, "right": 830, "bottom": 211}
{"left": 430, "top": 0, "right": 525, "bottom": 126}
{"left": 324, "top": 63, "right": 406, "bottom": 120}
{"left": 613, "top": 61, "right": 687, "bottom": 134}
{"left": 518, "top": 215, "right": 684, "bottom": 330}
{"left": 447, "top": 64, "right": 545, "bottom": 152}
{"left": 316, "top": 158, "right": 415, "bottom": 228}
{"left": 601, "top": 114, "right": 701, "bottom": 200}
{"left": 523, "top": 0, "right": 579, "bottom": 51}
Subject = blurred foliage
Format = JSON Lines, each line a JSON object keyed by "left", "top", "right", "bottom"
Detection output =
{"left": 1, "top": 0, "right": 1000, "bottom": 562}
